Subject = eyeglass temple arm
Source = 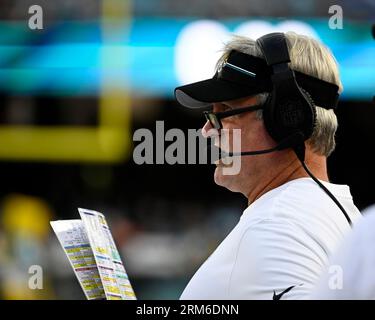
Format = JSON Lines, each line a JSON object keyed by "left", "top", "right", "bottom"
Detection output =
{"left": 215, "top": 104, "right": 263, "bottom": 119}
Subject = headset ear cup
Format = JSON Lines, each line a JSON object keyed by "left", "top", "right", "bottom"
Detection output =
{"left": 263, "top": 82, "right": 316, "bottom": 143}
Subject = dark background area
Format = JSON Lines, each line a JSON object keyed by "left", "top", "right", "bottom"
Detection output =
{"left": 1, "top": 99, "right": 374, "bottom": 216}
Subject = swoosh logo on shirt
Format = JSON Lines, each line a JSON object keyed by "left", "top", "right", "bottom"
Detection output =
{"left": 273, "top": 285, "right": 296, "bottom": 300}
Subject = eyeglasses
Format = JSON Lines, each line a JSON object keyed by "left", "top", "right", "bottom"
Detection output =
{"left": 203, "top": 104, "right": 263, "bottom": 130}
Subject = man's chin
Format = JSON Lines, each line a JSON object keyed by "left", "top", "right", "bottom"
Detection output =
{"left": 214, "top": 166, "right": 235, "bottom": 191}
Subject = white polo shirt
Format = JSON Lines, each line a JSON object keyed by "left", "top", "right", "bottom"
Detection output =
{"left": 180, "top": 178, "right": 361, "bottom": 300}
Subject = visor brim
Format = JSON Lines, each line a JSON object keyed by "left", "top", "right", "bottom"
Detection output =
{"left": 174, "top": 77, "right": 264, "bottom": 109}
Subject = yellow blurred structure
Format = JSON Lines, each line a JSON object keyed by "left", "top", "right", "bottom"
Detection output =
{"left": 0, "top": 194, "right": 55, "bottom": 299}
{"left": 0, "top": 0, "right": 132, "bottom": 163}
{"left": 2, "top": 194, "right": 52, "bottom": 239}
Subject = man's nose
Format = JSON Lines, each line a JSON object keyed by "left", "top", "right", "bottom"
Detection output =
{"left": 202, "top": 120, "right": 219, "bottom": 138}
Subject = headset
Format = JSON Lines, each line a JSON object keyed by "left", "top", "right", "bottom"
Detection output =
{"left": 253, "top": 32, "right": 353, "bottom": 226}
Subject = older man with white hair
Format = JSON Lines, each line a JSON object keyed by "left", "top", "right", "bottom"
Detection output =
{"left": 174, "top": 32, "right": 361, "bottom": 299}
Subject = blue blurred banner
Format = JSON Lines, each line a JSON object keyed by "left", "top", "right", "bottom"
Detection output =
{"left": 0, "top": 18, "right": 373, "bottom": 100}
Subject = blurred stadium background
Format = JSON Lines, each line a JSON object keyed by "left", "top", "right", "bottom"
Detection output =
{"left": 0, "top": 0, "right": 374, "bottom": 299}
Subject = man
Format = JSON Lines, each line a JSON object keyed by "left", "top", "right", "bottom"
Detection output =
{"left": 174, "top": 32, "right": 361, "bottom": 299}
{"left": 310, "top": 205, "right": 375, "bottom": 299}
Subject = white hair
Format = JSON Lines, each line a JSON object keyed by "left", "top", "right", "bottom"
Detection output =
{"left": 216, "top": 32, "right": 343, "bottom": 157}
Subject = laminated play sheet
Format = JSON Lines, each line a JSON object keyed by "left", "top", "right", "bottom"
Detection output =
{"left": 51, "top": 208, "right": 136, "bottom": 300}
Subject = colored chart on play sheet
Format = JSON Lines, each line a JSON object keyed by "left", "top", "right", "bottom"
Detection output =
{"left": 78, "top": 208, "right": 137, "bottom": 300}
{"left": 50, "top": 220, "right": 106, "bottom": 300}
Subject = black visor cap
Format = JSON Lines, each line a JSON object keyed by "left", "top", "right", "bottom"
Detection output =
{"left": 174, "top": 50, "right": 339, "bottom": 110}
{"left": 175, "top": 51, "right": 272, "bottom": 108}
